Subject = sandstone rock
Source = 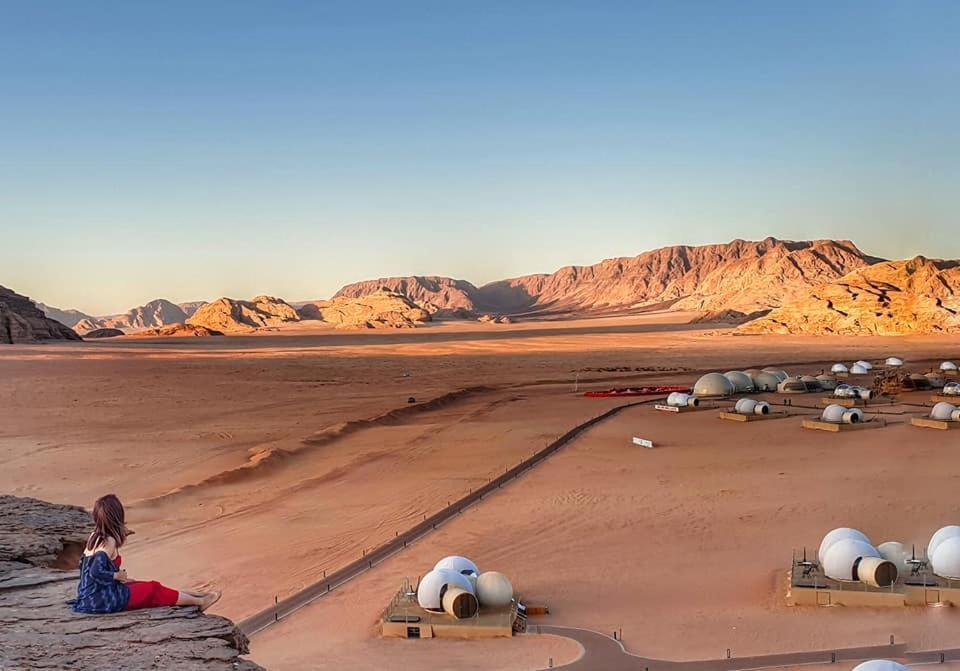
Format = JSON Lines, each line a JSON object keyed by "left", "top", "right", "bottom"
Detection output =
{"left": 300, "top": 291, "right": 430, "bottom": 329}
{"left": 739, "top": 257, "right": 960, "bottom": 335}
{"left": 0, "top": 286, "right": 82, "bottom": 344}
{"left": 187, "top": 296, "right": 300, "bottom": 332}
{"left": 0, "top": 495, "right": 262, "bottom": 670}
{"left": 83, "top": 328, "right": 126, "bottom": 339}
{"left": 127, "top": 324, "right": 224, "bottom": 337}
{"left": 334, "top": 276, "right": 480, "bottom": 316}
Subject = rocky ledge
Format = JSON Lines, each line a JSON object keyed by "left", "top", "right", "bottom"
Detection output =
{"left": 0, "top": 495, "right": 263, "bottom": 670}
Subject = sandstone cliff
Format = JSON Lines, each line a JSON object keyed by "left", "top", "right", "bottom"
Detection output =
{"left": 329, "top": 238, "right": 878, "bottom": 318}
{"left": 1, "top": 286, "right": 82, "bottom": 344}
{"left": 128, "top": 324, "right": 225, "bottom": 337}
{"left": 334, "top": 276, "right": 480, "bottom": 316}
{"left": 187, "top": 296, "right": 300, "bottom": 332}
{"left": 300, "top": 291, "right": 430, "bottom": 329}
{"left": 0, "top": 495, "right": 263, "bottom": 670}
{"left": 738, "top": 257, "right": 960, "bottom": 335}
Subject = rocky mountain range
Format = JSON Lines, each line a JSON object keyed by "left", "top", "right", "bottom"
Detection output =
{"left": 12, "top": 237, "right": 960, "bottom": 340}
{"left": 739, "top": 256, "right": 960, "bottom": 335}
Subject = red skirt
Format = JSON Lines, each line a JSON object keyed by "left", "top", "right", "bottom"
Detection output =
{"left": 124, "top": 580, "right": 179, "bottom": 609}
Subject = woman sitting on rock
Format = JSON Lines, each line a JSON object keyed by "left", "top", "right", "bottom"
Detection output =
{"left": 70, "top": 494, "right": 220, "bottom": 613}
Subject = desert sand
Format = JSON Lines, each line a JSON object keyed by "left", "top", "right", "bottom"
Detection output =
{"left": 3, "top": 314, "right": 960, "bottom": 670}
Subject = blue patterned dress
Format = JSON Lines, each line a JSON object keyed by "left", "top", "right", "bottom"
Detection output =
{"left": 69, "top": 551, "right": 131, "bottom": 614}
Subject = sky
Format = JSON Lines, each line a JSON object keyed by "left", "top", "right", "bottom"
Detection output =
{"left": 1, "top": 1, "right": 958, "bottom": 315}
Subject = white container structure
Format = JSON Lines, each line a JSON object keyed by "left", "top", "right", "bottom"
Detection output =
{"left": 723, "top": 371, "right": 755, "bottom": 393}
{"left": 831, "top": 363, "right": 849, "bottom": 374}
{"left": 930, "top": 402, "right": 960, "bottom": 422}
{"left": 818, "top": 528, "right": 897, "bottom": 587}
{"left": 734, "top": 398, "right": 770, "bottom": 415}
{"left": 928, "top": 526, "right": 960, "bottom": 580}
{"left": 822, "top": 404, "right": 864, "bottom": 424}
{"left": 666, "top": 392, "right": 699, "bottom": 408}
{"left": 941, "top": 361, "right": 958, "bottom": 372}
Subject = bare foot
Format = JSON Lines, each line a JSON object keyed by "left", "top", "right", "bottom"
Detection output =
{"left": 200, "top": 591, "right": 221, "bottom": 612}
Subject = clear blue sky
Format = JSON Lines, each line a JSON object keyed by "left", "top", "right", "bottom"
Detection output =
{"left": 2, "top": 1, "right": 957, "bottom": 314}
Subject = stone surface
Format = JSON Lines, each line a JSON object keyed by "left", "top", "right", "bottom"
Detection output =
{"left": 334, "top": 276, "right": 481, "bottom": 316}
{"left": 300, "top": 290, "right": 430, "bottom": 329}
{"left": 0, "top": 286, "right": 82, "bottom": 344}
{"left": 739, "top": 256, "right": 960, "bottom": 335}
{"left": 35, "top": 303, "right": 93, "bottom": 328}
{"left": 0, "top": 495, "right": 263, "bottom": 670}
{"left": 187, "top": 296, "right": 300, "bottom": 332}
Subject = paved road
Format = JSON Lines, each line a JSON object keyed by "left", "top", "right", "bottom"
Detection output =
{"left": 239, "top": 399, "right": 654, "bottom": 636}
{"left": 533, "top": 625, "right": 960, "bottom": 671}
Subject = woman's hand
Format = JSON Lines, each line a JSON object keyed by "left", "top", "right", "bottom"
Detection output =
{"left": 114, "top": 569, "right": 128, "bottom": 582}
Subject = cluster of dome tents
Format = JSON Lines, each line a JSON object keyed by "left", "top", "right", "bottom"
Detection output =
{"left": 690, "top": 369, "right": 836, "bottom": 397}
{"left": 416, "top": 555, "right": 514, "bottom": 619}
{"left": 817, "top": 526, "right": 960, "bottom": 587}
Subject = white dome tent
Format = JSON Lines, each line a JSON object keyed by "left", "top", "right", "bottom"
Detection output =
{"left": 822, "top": 404, "right": 863, "bottom": 424}
{"left": 831, "top": 363, "right": 849, "bottom": 374}
{"left": 476, "top": 571, "right": 513, "bottom": 608}
{"left": 417, "top": 569, "right": 478, "bottom": 616}
{"left": 818, "top": 528, "right": 897, "bottom": 587}
{"left": 723, "top": 371, "right": 755, "bottom": 393}
{"left": 851, "top": 661, "right": 907, "bottom": 671}
{"left": 930, "top": 402, "right": 960, "bottom": 422}
{"left": 855, "top": 360, "right": 874, "bottom": 371}
{"left": 927, "top": 526, "right": 960, "bottom": 563}
{"left": 752, "top": 371, "right": 781, "bottom": 392}
{"left": 734, "top": 399, "right": 770, "bottom": 415}
{"left": 666, "top": 392, "right": 699, "bottom": 408}
{"left": 940, "top": 361, "right": 958, "bottom": 372}
{"left": 434, "top": 555, "right": 480, "bottom": 578}
{"left": 930, "top": 536, "right": 960, "bottom": 579}
{"left": 885, "top": 357, "right": 904, "bottom": 367}
{"left": 693, "top": 373, "right": 735, "bottom": 397}
{"left": 850, "top": 363, "right": 871, "bottom": 375}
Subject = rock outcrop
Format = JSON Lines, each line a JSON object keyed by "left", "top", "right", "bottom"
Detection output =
{"left": 330, "top": 239, "right": 878, "bottom": 319}
{"left": 187, "top": 296, "right": 300, "bottom": 333}
{"left": 334, "top": 276, "right": 480, "bottom": 316}
{"left": 82, "top": 328, "right": 126, "bottom": 339}
{"left": 1, "top": 286, "right": 82, "bottom": 344}
{"left": 738, "top": 256, "right": 960, "bottom": 336}
{"left": 74, "top": 299, "right": 190, "bottom": 334}
{"left": 0, "top": 495, "right": 262, "bottom": 670}
{"left": 299, "top": 291, "right": 430, "bottom": 329}
{"left": 128, "top": 324, "right": 225, "bottom": 337}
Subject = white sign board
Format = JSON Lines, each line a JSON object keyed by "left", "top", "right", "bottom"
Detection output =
{"left": 632, "top": 437, "right": 655, "bottom": 448}
{"left": 654, "top": 404, "right": 679, "bottom": 413}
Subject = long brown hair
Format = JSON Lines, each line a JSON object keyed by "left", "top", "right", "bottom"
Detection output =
{"left": 86, "top": 494, "right": 129, "bottom": 550}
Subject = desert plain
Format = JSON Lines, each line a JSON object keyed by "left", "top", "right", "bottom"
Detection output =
{"left": 3, "top": 313, "right": 960, "bottom": 670}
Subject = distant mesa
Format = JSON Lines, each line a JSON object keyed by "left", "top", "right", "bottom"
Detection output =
{"left": 334, "top": 276, "right": 481, "bottom": 317}
{"left": 128, "top": 323, "right": 225, "bottom": 338}
{"left": 1, "top": 286, "right": 81, "bottom": 344}
{"left": 739, "top": 256, "right": 960, "bottom": 336}
{"left": 299, "top": 290, "right": 430, "bottom": 329}
{"left": 186, "top": 295, "right": 300, "bottom": 333}
{"left": 83, "top": 328, "right": 125, "bottom": 339}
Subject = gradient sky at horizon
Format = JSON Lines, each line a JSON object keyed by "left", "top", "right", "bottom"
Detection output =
{"left": 2, "top": 1, "right": 958, "bottom": 315}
